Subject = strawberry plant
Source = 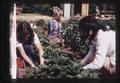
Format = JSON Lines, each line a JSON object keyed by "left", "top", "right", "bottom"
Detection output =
{"left": 24, "top": 31, "right": 101, "bottom": 79}
{"left": 63, "top": 19, "right": 91, "bottom": 58}
{"left": 25, "top": 46, "right": 101, "bottom": 79}
{"left": 24, "top": 17, "right": 115, "bottom": 79}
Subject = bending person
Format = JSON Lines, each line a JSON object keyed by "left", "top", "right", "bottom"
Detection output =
{"left": 79, "top": 16, "right": 116, "bottom": 78}
{"left": 16, "top": 21, "right": 44, "bottom": 67}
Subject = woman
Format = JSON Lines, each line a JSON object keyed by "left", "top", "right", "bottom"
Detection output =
{"left": 79, "top": 16, "right": 116, "bottom": 78}
{"left": 48, "top": 6, "right": 64, "bottom": 46}
{"left": 16, "top": 21, "right": 44, "bottom": 68}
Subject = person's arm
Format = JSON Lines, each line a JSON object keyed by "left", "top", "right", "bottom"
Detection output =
{"left": 34, "top": 32, "right": 44, "bottom": 65}
{"left": 17, "top": 44, "right": 35, "bottom": 67}
{"left": 58, "top": 31, "right": 64, "bottom": 46}
{"left": 58, "top": 22, "right": 64, "bottom": 46}
{"left": 82, "top": 45, "right": 95, "bottom": 65}
{"left": 48, "top": 20, "right": 53, "bottom": 36}
{"left": 83, "top": 36, "right": 109, "bottom": 69}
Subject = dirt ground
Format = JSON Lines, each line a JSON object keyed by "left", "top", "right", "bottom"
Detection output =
{"left": 10, "top": 13, "right": 70, "bottom": 24}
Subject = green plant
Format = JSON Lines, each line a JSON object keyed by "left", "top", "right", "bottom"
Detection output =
{"left": 25, "top": 46, "right": 101, "bottom": 79}
{"left": 63, "top": 19, "right": 91, "bottom": 58}
{"left": 24, "top": 32, "right": 101, "bottom": 79}
{"left": 24, "top": 18, "right": 105, "bottom": 79}
{"left": 97, "top": 19, "right": 115, "bottom": 30}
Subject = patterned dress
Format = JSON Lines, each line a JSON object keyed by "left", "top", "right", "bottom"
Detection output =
{"left": 48, "top": 19, "right": 62, "bottom": 44}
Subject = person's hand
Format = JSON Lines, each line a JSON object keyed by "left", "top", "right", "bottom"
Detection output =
{"left": 40, "top": 58, "right": 45, "bottom": 65}
{"left": 83, "top": 66, "right": 88, "bottom": 69}
{"left": 81, "top": 59, "right": 86, "bottom": 67}
{"left": 31, "top": 64, "right": 35, "bottom": 68}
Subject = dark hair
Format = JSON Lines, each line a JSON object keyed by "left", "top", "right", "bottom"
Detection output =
{"left": 17, "top": 21, "right": 34, "bottom": 44}
{"left": 79, "top": 16, "right": 108, "bottom": 41}
{"left": 79, "top": 16, "right": 105, "bottom": 31}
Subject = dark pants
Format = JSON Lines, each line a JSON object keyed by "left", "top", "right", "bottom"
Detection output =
{"left": 100, "top": 66, "right": 116, "bottom": 80}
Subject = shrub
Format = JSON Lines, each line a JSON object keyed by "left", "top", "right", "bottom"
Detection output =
{"left": 63, "top": 19, "right": 91, "bottom": 58}
{"left": 97, "top": 18, "right": 115, "bottom": 30}
{"left": 24, "top": 17, "right": 116, "bottom": 79}
{"left": 63, "top": 18, "right": 115, "bottom": 58}
{"left": 24, "top": 31, "right": 101, "bottom": 79}
{"left": 25, "top": 45, "right": 101, "bottom": 79}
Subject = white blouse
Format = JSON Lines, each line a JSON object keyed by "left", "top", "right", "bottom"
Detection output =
{"left": 82, "top": 29, "right": 116, "bottom": 69}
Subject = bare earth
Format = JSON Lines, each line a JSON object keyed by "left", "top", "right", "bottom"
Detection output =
{"left": 10, "top": 13, "right": 70, "bottom": 24}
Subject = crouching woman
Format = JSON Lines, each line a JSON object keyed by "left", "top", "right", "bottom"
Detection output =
{"left": 79, "top": 16, "right": 116, "bottom": 79}
{"left": 16, "top": 21, "right": 44, "bottom": 68}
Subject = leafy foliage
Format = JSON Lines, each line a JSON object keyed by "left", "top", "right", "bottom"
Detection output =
{"left": 63, "top": 18, "right": 115, "bottom": 58}
{"left": 36, "top": 19, "right": 47, "bottom": 28}
{"left": 37, "top": 32, "right": 59, "bottom": 49}
{"left": 24, "top": 17, "right": 115, "bottom": 79}
{"left": 97, "top": 18, "right": 115, "bottom": 30}
{"left": 25, "top": 31, "right": 101, "bottom": 79}
{"left": 63, "top": 19, "right": 91, "bottom": 58}
{"left": 22, "top": 4, "right": 52, "bottom": 16}
{"left": 25, "top": 46, "right": 101, "bottom": 79}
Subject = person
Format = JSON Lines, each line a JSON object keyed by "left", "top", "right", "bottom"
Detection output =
{"left": 95, "top": 6, "right": 100, "bottom": 17}
{"left": 16, "top": 21, "right": 44, "bottom": 68}
{"left": 48, "top": 6, "right": 64, "bottom": 46}
{"left": 79, "top": 16, "right": 116, "bottom": 78}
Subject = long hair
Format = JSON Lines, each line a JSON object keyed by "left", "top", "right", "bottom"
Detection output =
{"left": 79, "top": 16, "right": 106, "bottom": 31}
{"left": 17, "top": 21, "right": 34, "bottom": 44}
{"left": 79, "top": 16, "right": 107, "bottom": 41}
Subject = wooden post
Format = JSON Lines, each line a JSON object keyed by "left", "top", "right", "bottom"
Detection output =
{"left": 81, "top": 3, "right": 89, "bottom": 16}
{"left": 10, "top": 3, "right": 17, "bottom": 79}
